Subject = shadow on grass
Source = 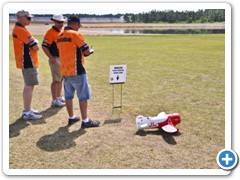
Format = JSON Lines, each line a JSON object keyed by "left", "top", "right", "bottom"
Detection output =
{"left": 9, "top": 106, "right": 64, "bottom": 138}
{"left": 40, "top": 106, "right": 64, "bottom": 119}
{"left": 103, "top": 118, "right": 122, "bottom": 125}
{"left": 135, "top": 129, "right": 181, "bottom": 145}
{"left": 9, "top": 117, "right": 30, "bottom": 138}
{"left": 36, "top": 126, "right": 86, "bottom": 152}
{"left": 9, "top": 117, "right": 47, "bottom": 138}
{"left": 27, "top": 106, "right": 64, "bottom": 125}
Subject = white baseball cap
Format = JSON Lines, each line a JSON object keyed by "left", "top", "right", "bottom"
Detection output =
{"left": 50, "top": 14, "right": 66, "bottom": 22}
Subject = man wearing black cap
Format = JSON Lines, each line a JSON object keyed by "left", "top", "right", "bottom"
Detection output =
{"left": 57, "top": 15, "right": 98, "bottom": 127}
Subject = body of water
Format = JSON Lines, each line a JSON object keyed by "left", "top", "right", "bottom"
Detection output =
{"left": 87, "top": 28, "right": 225, "bottom": 34}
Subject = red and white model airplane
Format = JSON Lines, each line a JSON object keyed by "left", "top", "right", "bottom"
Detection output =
{"left": 136, "top": 112, "right": 181, "bottom": 133}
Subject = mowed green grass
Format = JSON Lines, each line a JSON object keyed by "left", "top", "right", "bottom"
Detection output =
{"left": 9, "top": 34, "right": 225, "bottom": 169}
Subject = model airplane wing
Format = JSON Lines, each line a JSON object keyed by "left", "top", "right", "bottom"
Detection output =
{"left": 162, "top": 124, "right": 178, "bottom": 133}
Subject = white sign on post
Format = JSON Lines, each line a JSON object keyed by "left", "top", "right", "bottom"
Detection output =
{"left": 109, "top": 65, "right": 127, "bottom": 84}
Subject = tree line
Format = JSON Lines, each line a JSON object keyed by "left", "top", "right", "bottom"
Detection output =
{"left": 9, "top": 13, "right": 124, "bottom": 19}
{"left": 9, "top": 9, "right": 225, "bottom": 23}
{"left": 123, "top": 9, "right": 225, "bottom": 23}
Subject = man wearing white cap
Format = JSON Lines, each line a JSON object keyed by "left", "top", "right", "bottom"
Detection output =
{"left": 12, "top": 10, "right": 42, "bottom": 120}
{"left": 42, "top": 14, "right": 67, "bottom": 107}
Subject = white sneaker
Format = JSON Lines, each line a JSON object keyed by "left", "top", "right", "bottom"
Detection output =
{"left": 23, "top": 108, "right": 39, "bottom": 114}
{"left": 52, "top": 99, "right": 65, "bottom": 107}
{"left": 57, "top": 96, "right": 65, "bottom": 103}
{"left": 23, "top": 111, "right": 43, "bottom": 120}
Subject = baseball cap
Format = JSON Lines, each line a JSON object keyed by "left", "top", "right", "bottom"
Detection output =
{"left": 16, "top": 10, "right": 34, "bottom": 18}
{"left": 50, "top": 14, "right": 66, "bottom": 22}
{"left": 67, "top": 15, "right": 81, "bottom": 24}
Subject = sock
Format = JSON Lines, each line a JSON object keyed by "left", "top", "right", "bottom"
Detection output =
{"left": 82, "top": 118, "right": 89, "bottom": 123}
{"left": 69, "top": 115, "right": 76, "bottom": 119}
{"left": 58, "top": 96, "right": 65, "bottom": 100}
{"left": 24, "top": 111, "right": 31, "bottom": 116}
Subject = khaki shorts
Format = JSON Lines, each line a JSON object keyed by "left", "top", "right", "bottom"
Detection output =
{"left": 49, "top": 57, "right": 62, "bottom": 82}
{"left": 22, "top": 67, "right": 39, "bottom": 86}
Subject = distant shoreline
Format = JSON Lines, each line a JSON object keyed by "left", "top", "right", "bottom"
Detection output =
{"left": 82, "top": 22, "right": 225, "bottom": 29}
{"left": 9, "top": 22, "right": 225, "bottom": 35}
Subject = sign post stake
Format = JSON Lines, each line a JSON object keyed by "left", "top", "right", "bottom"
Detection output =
{"left": 112, "top": 83, "right": 123, "bottom": 113}
{"left": 109, "top": 65, "right": 127, "bottom": 114}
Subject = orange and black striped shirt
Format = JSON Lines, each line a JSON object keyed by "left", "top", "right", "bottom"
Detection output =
{"left": 42, "top": 26, "right": 61, "bottom": 57}
{"left": 12, "top": 22, "right": 38, "bottom": 69}
{"left": 57, "top": 27, "right": 89, "bottom": 76}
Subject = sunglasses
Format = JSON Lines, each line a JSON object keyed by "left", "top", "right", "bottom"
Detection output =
{"left": 26, "top": 17, "right": 31, "bottom": 21}
{"left": 55, "top": 21, "right": 64, "bottom": 24}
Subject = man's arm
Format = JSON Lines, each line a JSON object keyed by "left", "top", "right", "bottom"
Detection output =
{"left": 32, "top": 44, "right": 39, "bottom": 51}
{"left": 83, "top": 47, "right": 94, "bottom": 57}
{"left": 42, "top": 46, "right": 57, "bottom": 64}
{"left": 75, "top": 34, "right": 94, "bottom": 57}
{"left": 29, "top": 39, "right": 39, "bottom": 51}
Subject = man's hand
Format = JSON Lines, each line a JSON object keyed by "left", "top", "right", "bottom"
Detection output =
{"left": 50, "top": 57, "right": 57, "bottom": 64}
{"left": 89, "top": 49, "right": 94, "bottom": 54}
{"left": 84, "top": 48, "right": 94, "bottom": 57}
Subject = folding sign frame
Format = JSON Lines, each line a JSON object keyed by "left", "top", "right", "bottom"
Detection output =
{"left": 109, "top": 65, "right": 127, "bottom": 114}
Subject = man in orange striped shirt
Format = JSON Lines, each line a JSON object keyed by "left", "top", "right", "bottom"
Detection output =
{"left": 42, "top": 14, "right": 66, "bottom": 107}
{"left": 57, "top": 15, "right": 99, "bottom": 127}
{"left": 12, "top": 10, "right": 42, "bottom": 120}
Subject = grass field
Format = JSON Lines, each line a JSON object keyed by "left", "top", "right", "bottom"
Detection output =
{"left": 9, "top": 33, "right": 225, "bottom": 169}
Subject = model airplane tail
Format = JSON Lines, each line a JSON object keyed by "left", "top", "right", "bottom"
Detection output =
{"left": 136, "top": 112, "right": 181, "bottom": 133}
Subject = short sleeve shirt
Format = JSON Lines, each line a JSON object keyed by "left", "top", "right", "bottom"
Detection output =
{"left": 57, "top": 27, "right": 89, "bottom": 76}
{"left": 12, "top": 22, "right": 38, "bottom": 69}
{"left": 42, "top": 26, "right": 61, "bottom": 57}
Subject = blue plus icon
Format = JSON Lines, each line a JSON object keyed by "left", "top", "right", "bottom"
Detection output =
{"left": 217, "top": 149, "right": 238, "bottom": 170}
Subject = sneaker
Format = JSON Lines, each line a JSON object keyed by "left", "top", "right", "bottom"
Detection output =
{"left": 58, "top": 96, "right": 65, "bottom": 103}
{"left": 52, "top": 99, "right": 65, "bottom": 107}
{"left": 68, "top": 116, "right": 80, "bottom": 126}
{"left": 81, "top": 119, "right": 100, "bottom": 128}
{"left": 23, "top": 111, "right": 43, "bottom": 120}
{"left": 23, "top": 108, "right": 40, "bottom": 114}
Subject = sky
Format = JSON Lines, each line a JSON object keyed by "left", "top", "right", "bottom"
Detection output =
{"left": 7, "top": 2, "right": 205, "bottom": 15}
